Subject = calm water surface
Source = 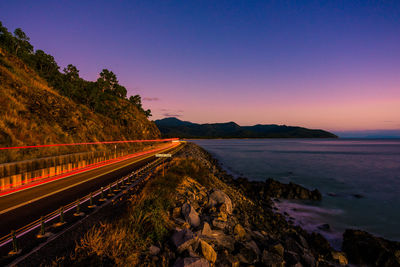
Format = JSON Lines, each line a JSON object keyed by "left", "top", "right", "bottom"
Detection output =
{"left": 192, "top": 139, "right": 400, "bottom": 247}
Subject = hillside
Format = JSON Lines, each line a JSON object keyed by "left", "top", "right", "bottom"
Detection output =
{"left": 155, "top": 117, "right": 337, "bottom": 138}
{"left": 0, "top": 47, "right": 160, "bottom": 161}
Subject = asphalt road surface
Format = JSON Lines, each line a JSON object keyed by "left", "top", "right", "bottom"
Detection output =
{"left": 0, "top": 143, "right": 180, "bottom": 238}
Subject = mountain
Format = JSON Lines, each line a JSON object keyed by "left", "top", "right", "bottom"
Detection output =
{"left": 155, "top": 118, "right": 337, "bottom": 138}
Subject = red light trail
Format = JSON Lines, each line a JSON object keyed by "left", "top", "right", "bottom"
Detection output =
{"left": 0, "top": 142, "right": 178, "bottom": 197}
{"left": 0, "top": 138, "right": 179, "bottom": 150}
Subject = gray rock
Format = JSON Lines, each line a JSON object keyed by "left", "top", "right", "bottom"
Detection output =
{"left": 262, "top": 250, "right": 286, "bottom": 266}
{"left": 212, "top": 219, "right": 227, "bottom": 230}
{"left": 173, "top": 257, "right": 210, "bottom": 267}
{"left": 182, "top": 203, "right": 201, "bottom": 228}
{"left": 246, "top": 240, "right": 261, "bottom": 256}
{"left": 208, "top": 189, "right": 233, "bottom": 214}
{"left": 172, "top": 228, "right": 197, "bottom": 253}
{"left": 149, "top": 245, "right": 160, "bottom": 255}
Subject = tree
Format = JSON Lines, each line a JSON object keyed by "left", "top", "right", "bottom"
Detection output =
{"left": 129, "top": 95, "right": 142, "bottom": 108}
{"left": 63, "top": 64, "right": 79, "bottom": 80}
{"left": 13, "top": 28, "right": 33, "bottom": 56}
{"left": 97, "top": 69, "right": 118, "bottom": 93}
{"left": 0, "top": 21, "right": 13, "bottom": 52}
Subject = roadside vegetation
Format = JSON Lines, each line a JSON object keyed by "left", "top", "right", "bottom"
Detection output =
{"left": 0, "top": 21, "right": 151, "bottom": 118}
{"left": 71, "top": 157, "right": 209, "bottom": 265}
{"left": 0, "top": 21, "right": 160, "bottom": 162}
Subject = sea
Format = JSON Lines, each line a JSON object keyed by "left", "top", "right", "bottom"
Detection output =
{"left": 192, "top": 139, "right": 400, "bottom": 249}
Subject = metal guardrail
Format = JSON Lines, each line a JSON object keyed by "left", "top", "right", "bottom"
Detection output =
{"left": 0, "top": 143, "right": 184, "bottom": 255}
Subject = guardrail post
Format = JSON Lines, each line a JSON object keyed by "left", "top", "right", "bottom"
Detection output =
{"left": 88, "top": 192, "right": 96, "bottom": 208}
{"left": 108, "top": 184, "right": 114, "bottom": 197}
{"left": 114, "top": 181, "right": 120, "bottom": 192}
{"left": 40, "top": 216, "right": 45, "bottom": 236}
{"left": 60, "top": 206, "right": 64, "bottom": 224}
{"left": 11, "top": 230, "right": 18, "bottom": 253}
{"left": 37, "top": 215, "right": 51, "bottom": 238}
{"left": 99, "top": 187, "right": 106, "bottom": 201}
{"left": 74, "top": 199, "right": 85, "bottom": 216}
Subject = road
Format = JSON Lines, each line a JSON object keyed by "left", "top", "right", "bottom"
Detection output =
{"left": 0, "top": 142, "right": 180, "bottom": 238}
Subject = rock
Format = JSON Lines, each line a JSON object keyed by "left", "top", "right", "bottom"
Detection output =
{"left": 301, "top": 252, "right": 316, "bottom": 267}
{"left": 205, "top": 230, "right": 235, "bottom": 252}
{"left": 212, "top": 219, "right": 227, "bottom": 230}
{"left": 173, "top": 207, "right": 181, "bottom": 218}
{"left": 149, "top": 245, "right": 160, "bottom": 255}
{"left": 331, "top": 251, "right": 348, "bottom": 266}
{"left": 172, "top": 228, "right": 197, "bottom": 253}
{"left": 246, "top": 240, "right": 261, "bottom": 256}
{"left": 201, "top": 222, "right": 213, "bottom": 236}
{"left": 342, "top": 229, "right": 400, "bottom": 267}
{"left": 265, "top": 178, "right": 322, "bottom": 200}
{"left": 318, "top": 223, "right": 331, "bottom": 231}
{"left": 307, "top": 232, "right": 333, "bottom": 256}
{"left": 272, "top": 243, "right": 285, "bottom": 257}
{"left": 233, "top": 224, "right": 246, "bottom": 240}
{"left": 182, "top": 203, "right": 201, "bottom": 228}
{"left": 262, "top": 250, "right": 285, "bottom": 267}
{"left": 208, "top": 189, "right": 233, "bottom": 214}
{"left": 236, "top": 241, "right": 260, "bottom": 264}
{"left": 173, "top": 257, "right": 210, "bottom": 267}
{"left": 200, "top": 240, "right": 217, "bottom": 263}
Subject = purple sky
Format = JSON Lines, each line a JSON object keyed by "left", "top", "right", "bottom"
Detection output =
{"left": 1, "top": 0, "right": 399, "bottom": 131}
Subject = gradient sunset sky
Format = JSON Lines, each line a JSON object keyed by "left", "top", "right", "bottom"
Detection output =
{"left": 1, "top": 0, "right": 399, "bottom": 132}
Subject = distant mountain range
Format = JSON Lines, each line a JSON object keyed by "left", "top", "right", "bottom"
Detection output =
{"left": 155, "top": 118, "right": 337, "bottom": 138}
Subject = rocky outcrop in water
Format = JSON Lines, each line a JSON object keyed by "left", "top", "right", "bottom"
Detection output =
{"left": 265, "top": 178, "right": 322, "bottom": 200}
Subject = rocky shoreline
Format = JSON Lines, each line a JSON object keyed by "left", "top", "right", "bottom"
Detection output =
{"left": 160, "top": 142, "right": 400, "bottom": 266}
{"left": 32, "top": 142, "right": 400, "bottom": 266}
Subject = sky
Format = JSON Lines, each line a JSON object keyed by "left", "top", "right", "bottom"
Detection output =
{"left": 1, "top": 0, "right": 399, "bottom": 132}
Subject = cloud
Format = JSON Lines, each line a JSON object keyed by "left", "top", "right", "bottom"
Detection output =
{"left": 162, "top": 113, "right": 183, "bottom": 118}
{"left": 143, "top": 97, "right": 159, "bottom": 101}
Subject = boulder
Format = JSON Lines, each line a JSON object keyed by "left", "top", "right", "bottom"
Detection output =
{"left": 208, "top": 189, "right": 233, "bottom": 214}
{"left": 173, "top": 207, "right": 181, "bottom": 218}
{"left": 182, "top": 203, "right": 201, "bottom": 228}
{"left": 201, "top": 222, "right": 213, "bottom": 236}
{"left": 331, "top": 251, "right": 348, "bottom": 266}
{"left": 233, "top": 224, "right": 246, "bottom": 240}
{"left": 272, "top": 243, "right": 285, "bottom": 257}
{"left": 149, "top": 245, "right": 160, "bottom": 255}
{"left": 342, "top": 229, "right": 400, "bottom": 267}
{"left": 212, "top": 219, "right": 227, "bottom": 230}
{"left": 236, "top": 240, "right": 260, "bottom": 264}
{"left": 200, "top": 240, "right": 217, "bottom": 263}
{"left": 262, "top": 250, "right": 285, "bottom": 267}
{"left": 173, "top": 257, "right": 210, "bottom": 267}
{"left": 172, "top": 228, "right": 197, "bottom": 253}
{"left": 265, "top": 178, "right": 322, "bottom": 200}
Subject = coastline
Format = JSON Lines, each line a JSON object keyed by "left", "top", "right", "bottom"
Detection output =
{"left": 193, "top": 142, "right": 400, "bottom": 266}
{"left": 18, "top": 142, "right": 400, "bottom": 266}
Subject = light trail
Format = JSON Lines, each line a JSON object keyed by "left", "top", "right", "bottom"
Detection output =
{"left": 0, "top": 138, "right": 179, "bottom": 150}
{"left": 0, "top": 143, "right": 178, "bottom": 197}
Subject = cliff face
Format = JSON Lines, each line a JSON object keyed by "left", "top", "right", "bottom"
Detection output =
{"left": 0, "top": 47, "right": 160, "bottom": 150}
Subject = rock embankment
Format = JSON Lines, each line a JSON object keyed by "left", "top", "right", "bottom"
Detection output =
{"left": 149, "top": 143, "right": 347, "bottom": 266}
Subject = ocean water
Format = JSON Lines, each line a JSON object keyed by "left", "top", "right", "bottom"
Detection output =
{"left": 192, "top": 139, "right": 400, "bottom": 248}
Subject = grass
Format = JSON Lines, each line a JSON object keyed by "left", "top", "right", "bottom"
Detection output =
{"left": 71, "top": 156, "right": 212, "bottom": 266}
